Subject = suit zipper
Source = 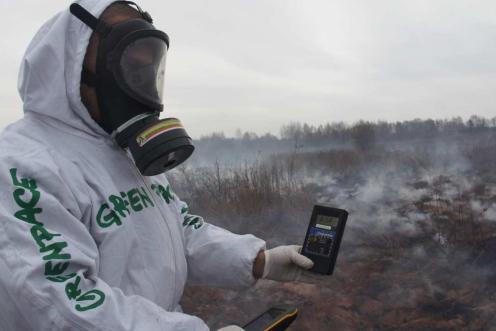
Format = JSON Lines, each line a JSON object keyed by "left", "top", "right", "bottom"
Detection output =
{"left": 123, "top": 154, "right": 178, "bottom": 310}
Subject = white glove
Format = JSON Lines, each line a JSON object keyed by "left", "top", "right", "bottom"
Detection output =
{"left": 262, "top": 245, "right": 314, "bottom": 282}
{"left": 217, "top": 326, "right": 245, "bottom": 331}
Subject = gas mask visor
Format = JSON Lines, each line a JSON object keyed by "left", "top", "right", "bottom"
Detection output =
{"left": 113, "top": 34, "right": 167, "bottom": 109}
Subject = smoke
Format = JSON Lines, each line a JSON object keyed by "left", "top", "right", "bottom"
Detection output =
{"left": 174, "top": 131, "right": 496, "bottom": 330}
{"left": 484, "top": 205, "right": 496, "bottom": 222}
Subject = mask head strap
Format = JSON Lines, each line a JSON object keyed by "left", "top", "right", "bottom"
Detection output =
{"left": 70, "top": 3, "right": 111, "bottom": 36}
{"left": 70, "top": 1, "right": 153, "bottom": 33}
{"left": 112, "top": 1, "right": 153, "bottom": 23}
{"left": 81, "top": 67, "right": 97, "bottom": 87}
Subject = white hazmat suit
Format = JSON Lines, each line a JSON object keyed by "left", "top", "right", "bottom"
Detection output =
{"left": 0, "top": 0, "right": 266, "bottom": 330}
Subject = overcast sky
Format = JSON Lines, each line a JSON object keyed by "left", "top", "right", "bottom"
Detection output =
{"left": 1, "top": 1, "right": 495, "bottom": 138}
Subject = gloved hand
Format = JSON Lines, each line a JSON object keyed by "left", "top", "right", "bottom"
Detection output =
{"left": 217, "top": 326, "right": 245, "bottom": 331}
{"left": 262, "top": 245, "right": 314, "bottom": 282}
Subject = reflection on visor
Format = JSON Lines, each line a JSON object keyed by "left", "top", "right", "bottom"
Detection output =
{"left": 120, "top": 37, "right": 167, "bottom": 106}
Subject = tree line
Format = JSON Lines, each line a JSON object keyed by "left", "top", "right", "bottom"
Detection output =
{"left": 195, "top": 115, "right": 496, "bottom": 154}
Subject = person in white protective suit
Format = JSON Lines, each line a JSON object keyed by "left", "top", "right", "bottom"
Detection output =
{"left": 0, "top": 1, "right": 314, "bottom": 330}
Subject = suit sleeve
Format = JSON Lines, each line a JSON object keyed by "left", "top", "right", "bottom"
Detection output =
{"left": 163, "top": 179, "right": 266, "bottom": 288}
{"left": 0, "top": 153, "right": 209, "bottom": 331}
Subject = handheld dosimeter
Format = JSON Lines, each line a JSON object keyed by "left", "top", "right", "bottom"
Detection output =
{"left": 301, "top": 205, "right": 348, "bottom": 275}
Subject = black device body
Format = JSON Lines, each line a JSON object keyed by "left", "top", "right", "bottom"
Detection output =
{"left": 301, "top": 205, "right": 348, "bottom": 275}
{"left": 243, "top": 306, "right": 298, "bottom": 331}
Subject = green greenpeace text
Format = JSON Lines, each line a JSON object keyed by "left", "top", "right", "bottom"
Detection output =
{"left": 10, "top": 168, "right": 105, "bottom": 312}
{"left": 96, "top": 187, "right": 154, "bottom": 228}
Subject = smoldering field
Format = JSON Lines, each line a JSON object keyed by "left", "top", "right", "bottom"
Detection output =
{"left": 172, "top": 123, "right": 496, "bottom": 330}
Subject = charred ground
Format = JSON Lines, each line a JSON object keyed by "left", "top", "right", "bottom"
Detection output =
{"left": 171, "top": 118, "right": 496, "bottom": 330}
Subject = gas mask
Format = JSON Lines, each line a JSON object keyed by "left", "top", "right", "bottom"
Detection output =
{"left": 70, "top": 1, "right": 194, "bottom": 176}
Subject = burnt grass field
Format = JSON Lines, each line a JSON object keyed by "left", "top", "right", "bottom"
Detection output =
{"left": 171, "top": 129, "right": 496, "bottom": 330}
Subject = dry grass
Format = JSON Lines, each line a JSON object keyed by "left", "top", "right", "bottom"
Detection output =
{"left": 171, "top": 159, "right": 312, "bottom": 217}
{"left": 178, "top": 140, "right": 496, "bottom": 330}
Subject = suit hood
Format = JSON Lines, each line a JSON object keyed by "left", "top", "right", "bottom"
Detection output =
{"left": 17, "top": 0, "right": 118, "bottom": 137}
